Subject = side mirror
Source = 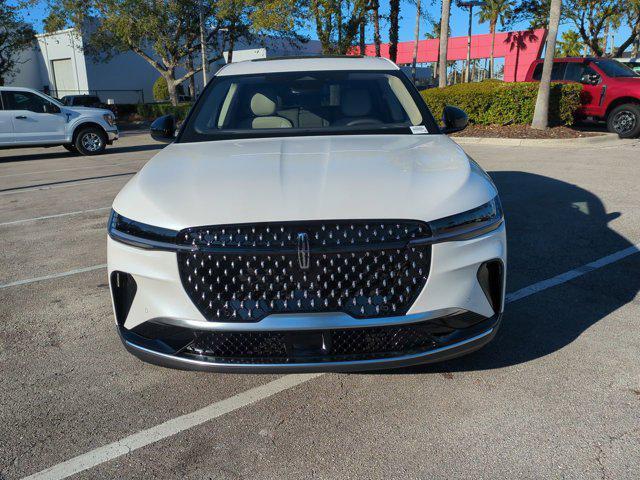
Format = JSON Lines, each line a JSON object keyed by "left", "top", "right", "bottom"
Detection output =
{"left": 441, "top": 105, "right": 468, "bottom": 134}
{"left": 580, "top": 73, "right": 600, "bottom": 85}
{"left": 45, "top": 103, "right": 61, "bottom": 114}
{"left": 150, "top": 114, "right": 176, "bottom": 143}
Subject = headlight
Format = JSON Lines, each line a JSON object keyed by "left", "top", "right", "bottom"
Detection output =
{"left": 108, "top": 210, "right": 178, "bottom": 250}
{"left": 426, "top": 196, "right": 503, "bottom": 242}
{"left": 103, "top": 113, "right": 115, "bottom": 126}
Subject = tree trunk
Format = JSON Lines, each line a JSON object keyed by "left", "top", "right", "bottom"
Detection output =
{"left": 167, "top": 78, "right": 179, "bottom": 107}
{"left": 0, "top": 76, "right": 4, "bottom": 86}
{"left": 360, "top": 16, "right": 366, "bottom": 55}
{"left": 186, "top": 55, "right": 196, "bottom": 98}
{"left": 372, "top": 0, "right": 381, "bottom": 57}
{"left": 227, "top": 27, "right": 235, "bottom": 63}
{"left": 532, "top": 0, "right": 562, "bottom": 130}
{"left": 411, "top": 0, "right": 421, "bottom": 83}
{"left": 489, "top": 21, "right": 496, "bottom": 78}
{"left": 388, "top": 0, "right": 400, "bottom": 63}
{"left": 603, "top": 21, "right": 609, "bottom": 56}
{"left": 438, "top": 0, "right": 451, "bottom": 88}
{"left": 634, "top": 36, "right": 639, "bottom": 57}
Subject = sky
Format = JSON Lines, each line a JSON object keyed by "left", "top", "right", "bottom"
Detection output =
{"left": 16, "top": 0, "right": 634, "bottom": 50}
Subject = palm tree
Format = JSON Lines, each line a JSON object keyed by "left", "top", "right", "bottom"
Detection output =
{"left": 478, "top": 0, "right": 514, "bottom": 79}
{"left": 532, "top": 0, "right": 562, "bottom": 130}
{"left": 389, "top": 0, "right": 401, "bottom": 63}
{"left": 556, "top": 30, "right": 584, "bottom": 57}
{"left": 411, "top": 0, "right": 422, "bottom": 82}
{"left": 370, "top": 0, "right": 381, "bottom": 57}
{"left": 438, "top": 0, "right": 451, "bottom": 88}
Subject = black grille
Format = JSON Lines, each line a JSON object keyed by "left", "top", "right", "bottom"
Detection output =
{"left": 184, "top": 322, "right": 442, "bottom": 363}
{"left": 177, "top": 220, "right": 431, "bottom": 322}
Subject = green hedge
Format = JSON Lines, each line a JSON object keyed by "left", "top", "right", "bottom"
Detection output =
{"left": 135, "top": 103, "right": 193, "bottom": 121}
{"left": 421, "top": 81, "right": 583, "bottom": 126}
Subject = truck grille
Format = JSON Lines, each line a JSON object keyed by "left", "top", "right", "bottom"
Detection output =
{"left": 177, "top": 220, "right": 431, "bottom": 322}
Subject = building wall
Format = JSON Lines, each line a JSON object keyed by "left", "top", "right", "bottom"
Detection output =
{"left": 362, "top": 29, "right": 547, "bottom": 82}
{"left": 35, "top": 29, "right": 90, "bottom": 95}
{"left": 84, "top": 49, "right": 160, "bottom": 104}
{"left": 6, "top": 48, "right": 42, "bottom": 88}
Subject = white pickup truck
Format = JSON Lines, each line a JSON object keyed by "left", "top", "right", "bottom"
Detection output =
{"left": 0, "top": 87, "right": 118, "bottom": 155}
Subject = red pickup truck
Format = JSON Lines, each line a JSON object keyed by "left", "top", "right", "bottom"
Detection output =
{"left": 525, "top": 57, "right": 640, "bottom": 138}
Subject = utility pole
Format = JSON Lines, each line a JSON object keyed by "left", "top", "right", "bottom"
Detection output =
{"left": 457, "top": 1, "right": 484, "bottom": 83}
{"left": 199, "top": 1, "right": 208, "bottom": 86}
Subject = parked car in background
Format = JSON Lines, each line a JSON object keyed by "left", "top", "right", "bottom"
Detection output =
{"left": 108, "top": 56, "right": 506, "bottom": 372}
{"left": 614, "top": 57, "right": 640, "bottom": 75}
{"left": 526, "top": 57, "right": 640, "bottom": 138}
{"left": 61, "top": 94, "right": 105, "bottom": 108}
{"left": 0, "top": 87, "right": 118, "bottom": 155}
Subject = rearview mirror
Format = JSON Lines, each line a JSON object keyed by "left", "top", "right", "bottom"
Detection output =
{"left": 150, "top": 115, "right": 176, "bottom": 143}
{"left": 441, "top": 105, "right": 468, "bottom": 134}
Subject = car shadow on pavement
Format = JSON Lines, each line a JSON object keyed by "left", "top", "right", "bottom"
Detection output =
{"left": 0, "top": 143, "right": 164, "bottom": 163}
{"left": 385, "top": 170, "right": 640, "bottom": 374}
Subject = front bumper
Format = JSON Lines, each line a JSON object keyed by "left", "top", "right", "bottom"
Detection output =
{"left": 118, "top": 313, "right": 502, "bottom": 373}
{"left": 108, "top": 223, "right": 506, "bottom": 372}
{"left": 106, "top": 129, "right": 119, "bottom": 144}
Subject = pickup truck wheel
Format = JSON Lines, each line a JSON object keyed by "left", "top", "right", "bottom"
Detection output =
{"left": 74, "top": 127, "right": 107, "bottom": 155}
{"left": 607, "top": 104, "right": 640, "bottom": 138}
{"left": 63, "top": 144, "right": 78, "bottom": 154}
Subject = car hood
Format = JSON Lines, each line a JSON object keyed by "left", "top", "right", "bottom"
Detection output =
{"left": 113, "top": 134, "right": 497, "bottom": 230}
{"left": 63, "top": 106, "right": 112, "bottom": 116}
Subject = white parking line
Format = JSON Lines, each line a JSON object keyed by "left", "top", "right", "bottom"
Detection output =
{"left": 21, "top": 374, "right": 322, "bottom": 480}
{"left": 0, "top": 265, "right": 107, "bottom": 290}
{"left": 0, "top": 163, "right": 127, "bottom": 179}
{"left": 0, "top": 207, "right": 110, "bottom": 227}
{"left": 15, "top": 242, "right": 640, "bottom": 480}
{"left": 505, "top": 243, "right": 640, "bottom": 303}
{"left": 0, "top": 175, "right": 135, "bottom": 196}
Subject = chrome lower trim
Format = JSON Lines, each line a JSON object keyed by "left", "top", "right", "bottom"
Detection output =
{"left": 145, "top": 307, "right": 464, "bottom": 332}
{"left": 121, "top": 322, "right": 499, "bottom": 373}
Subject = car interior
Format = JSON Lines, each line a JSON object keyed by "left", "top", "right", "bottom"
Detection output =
{"left": 194, "top": 72, "right": 421, "bottom": 133}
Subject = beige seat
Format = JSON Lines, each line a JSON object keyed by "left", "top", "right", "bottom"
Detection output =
{"left": 333, "top": 89, "right": 383, "bottom": 126}
{"left": 240, "top": 90, "right": 293, "bottom": 129}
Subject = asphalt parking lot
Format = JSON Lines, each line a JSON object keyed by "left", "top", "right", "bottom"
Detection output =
{"left": 1, "top": 133, "right": 639, "bottom": 479}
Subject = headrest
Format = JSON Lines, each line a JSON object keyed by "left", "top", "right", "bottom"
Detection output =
{"left": 250, "top": 90, "right": 277, "bottom": 116}
{"left": 341, "top": 89, "right": 372, "bottom": 117}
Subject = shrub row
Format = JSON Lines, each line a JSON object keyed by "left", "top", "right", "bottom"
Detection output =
{"left": 421, "top": 81, "right": 583, "bottom": 126}
{"left": 135, "top": 103, "right": 193, "bottom": 121}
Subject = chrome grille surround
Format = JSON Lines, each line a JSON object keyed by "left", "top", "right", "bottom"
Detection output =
{"left": 177, "top": 220, "right": 432, "bottom": 322}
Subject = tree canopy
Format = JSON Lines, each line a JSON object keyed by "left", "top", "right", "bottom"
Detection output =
{"left": 0, "top": 1, "right": 36, "bottom": 86}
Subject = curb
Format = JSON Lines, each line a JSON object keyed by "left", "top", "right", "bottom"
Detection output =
{"left": 451, "top": 132, "right": 628, "bottom": 147}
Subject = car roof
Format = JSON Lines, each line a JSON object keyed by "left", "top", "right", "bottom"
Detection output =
{"left": 216, "top": 55, "right": 399, "bottom": 76}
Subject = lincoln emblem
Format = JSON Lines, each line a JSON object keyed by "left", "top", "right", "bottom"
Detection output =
{"left": 296, "top": 232, "right": 310, "bottom": 270}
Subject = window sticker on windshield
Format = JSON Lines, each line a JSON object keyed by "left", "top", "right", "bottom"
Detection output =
{"left": 410, "top": 125, "right": 428, "bottom": 134}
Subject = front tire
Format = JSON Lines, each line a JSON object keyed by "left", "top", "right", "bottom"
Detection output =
{"left": 74, "top": 127, "right": 107, "bottom": 155}
{"left": 607, "top": 103, "right": 640, "bottom": 139}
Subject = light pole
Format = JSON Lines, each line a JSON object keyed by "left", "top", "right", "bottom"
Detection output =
{"left": 457, "top": 1, "right": 484, "bottom": 83}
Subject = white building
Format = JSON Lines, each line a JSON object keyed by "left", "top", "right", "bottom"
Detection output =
{"left": 8, "top": 28, "right": 322, "bottom": 104}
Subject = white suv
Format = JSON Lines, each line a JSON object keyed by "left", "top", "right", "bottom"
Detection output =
{"left": 0, "top": 87, "right": 118, "bottom": 155}
{"left": 108, "top": 56, "right": 506, "bottom": 372}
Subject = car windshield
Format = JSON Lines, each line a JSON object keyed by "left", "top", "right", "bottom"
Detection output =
{"left": 179, "top": 70, "right": 437, "bottom": 143}
{"left": 594, "top": 60, "right": 639, "bottom": 78}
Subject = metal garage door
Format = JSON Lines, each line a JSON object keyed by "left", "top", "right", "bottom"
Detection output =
{"left": 51, "top": 58, "right": 75, "bottom": 97}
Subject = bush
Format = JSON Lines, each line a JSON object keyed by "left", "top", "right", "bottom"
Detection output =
{"left": 421, "top": 80, "right": 583, "bottom": 126}
{"left": 152, "top": 77, "right": 186, "bottom": 103}
{"left": 136, "top": 102, "right": 193, "bottom": 121}
{"left": 152, "top": 77, "right": 169, "bottom": 102}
